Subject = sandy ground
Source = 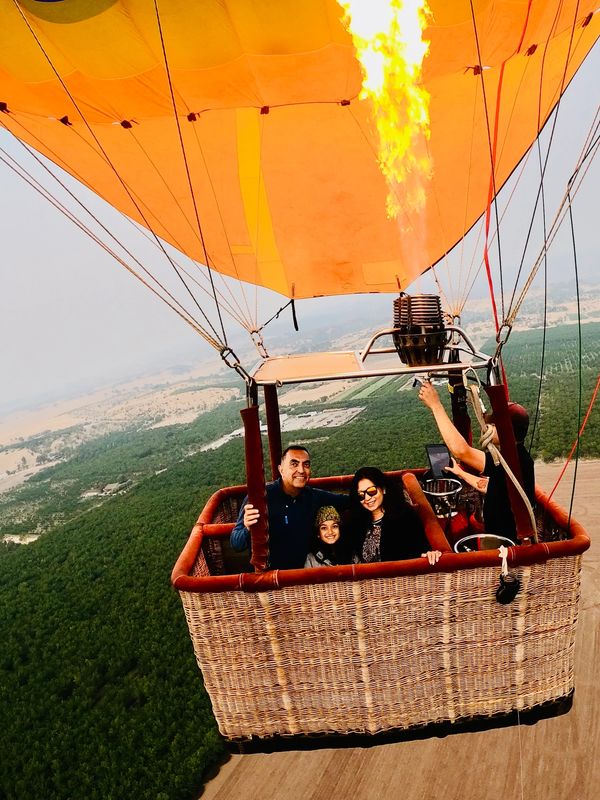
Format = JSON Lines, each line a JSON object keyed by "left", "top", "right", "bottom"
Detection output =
{"left": 0, "top": 371, "right": 238, "bottom": 494}
{"left": 199, "top": 459, "right": 599, "bottom": 800}
{"left": 0, "top": 448, "right": 37, "bottom": 474}
{"left": 0, "top": 364, "right": 227, "bottom": 446}
{"left": 0, "top": 461, "right": 61, "bottom": 495}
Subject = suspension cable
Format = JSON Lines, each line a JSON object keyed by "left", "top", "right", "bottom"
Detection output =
{"left": 503, "top": 115, "right": 599, "bottom": 330}
{"left": 105, "top": 124, "right": 253, "bottom": 329}
{"left": 0, "top": 119, "right": 249, "bottom": 333}
{"left": 524, "top": 4, "right": 563, "bottom": 453}
{"left": 527, "top": 141, "right": 550, "bottom": 457}
{"left": 458, "top": 107, "right": 598, "bottom": 329}
{"left": 11, "top": 0, "right": 226, "bottom": 348}
{"left": 186, "top": 120, "right": 256, "bottom": 328}
{"left": 455, "top": 78, "right": 484, "bottom": 312}
{"left": 548, "top": 374, "right": 600, "bottom": 502}
{"left": 125, "top": 125, "right": 210, "bottom": 250}
{"left": 469, "top": 0, "right": 517, "bottom": 331}
{"left": 0, "top": 148, "right": 223, "bottom": 350}
{"left": 507, "top": 1, "right": 583, "bottom": 319}
{"left": 152, "top": 0, "right": 228, "bottom": 345}
{"left": 563, "top": 185, "right": 582, "bottom": 532}
{"left": 456, "top": 144, "right": 534, "bottom": 316}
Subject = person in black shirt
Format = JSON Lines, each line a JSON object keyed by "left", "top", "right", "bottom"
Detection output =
{"left": 231, "top": 445, "right": 347, "bottom": 569}
{"left": 418, "top": 381, "right": 535, "bottom": 541}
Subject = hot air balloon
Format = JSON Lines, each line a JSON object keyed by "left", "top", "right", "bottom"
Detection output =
{"left": 1, "top": 0, "right": 596, "bottom": 749}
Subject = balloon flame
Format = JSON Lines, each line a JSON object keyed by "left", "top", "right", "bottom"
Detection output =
{"left": 339, "top": 0, "right": 432, "bottom": 218}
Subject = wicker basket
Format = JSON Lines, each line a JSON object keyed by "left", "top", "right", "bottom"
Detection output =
{"left": 172, "top": 471, "right": 589, "bottom": 747}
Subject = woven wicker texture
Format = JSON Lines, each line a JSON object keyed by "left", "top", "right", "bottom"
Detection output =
{"left": 179, "top": 554, "right": 581, "bottom": 740}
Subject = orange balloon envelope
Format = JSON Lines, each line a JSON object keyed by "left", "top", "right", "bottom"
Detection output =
{"left": 1, "top": 0, "right": 598, "bottom": 298}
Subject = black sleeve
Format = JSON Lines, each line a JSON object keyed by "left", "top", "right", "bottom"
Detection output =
{"left": 409, "top": 507, "right": 431, "bottom": 555}
{"left": 382, "top": 507, "right": 429, "bottom": 561}
{"left": 341, "top": 510, "right": 364, "bottom": 561}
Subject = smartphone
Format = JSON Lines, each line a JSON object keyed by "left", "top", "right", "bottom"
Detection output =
{"left": 426, "top": 444, "right": 451, "bottom": 479}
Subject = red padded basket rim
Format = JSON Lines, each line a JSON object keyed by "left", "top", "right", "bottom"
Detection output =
{"left": 171, "top": 471, "right": 590, "bottom": 594}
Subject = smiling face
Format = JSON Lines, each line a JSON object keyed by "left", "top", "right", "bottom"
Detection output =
{"left": 357, "top": 478, "right": 385, "bottom": 519}
{"left": 278, "top": 448, "right": 311, "bottom": 496}
{"left": 318, "top": 519, "right": 340, "bottom": 545}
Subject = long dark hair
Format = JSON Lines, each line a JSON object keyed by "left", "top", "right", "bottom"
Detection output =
{"left": 348, "top": 466, "right": 408, "bottom": 524}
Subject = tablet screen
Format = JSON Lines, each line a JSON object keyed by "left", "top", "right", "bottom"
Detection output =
{"left": 426, "top": 444, "right": 451, "bottom": 478}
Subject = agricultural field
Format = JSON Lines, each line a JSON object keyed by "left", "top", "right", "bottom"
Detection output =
{"left": 1, "top": 322, "right": 598, "bottom": 542}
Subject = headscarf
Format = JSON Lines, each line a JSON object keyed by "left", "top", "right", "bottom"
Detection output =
{"left": 315, "top": 505, "right": 340, "bottom": 528}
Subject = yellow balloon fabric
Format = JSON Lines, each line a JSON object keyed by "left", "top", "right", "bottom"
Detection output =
{"left": 1, "top": 0, "right": 598, "bottom": 298}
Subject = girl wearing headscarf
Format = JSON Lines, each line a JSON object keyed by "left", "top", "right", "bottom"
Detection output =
{"left": 304, "top": 506, "right": 356, "bottom": 568}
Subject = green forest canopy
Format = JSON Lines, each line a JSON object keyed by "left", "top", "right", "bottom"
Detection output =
{"left": 0, "top": 322, "right": 598, "bottom": 799}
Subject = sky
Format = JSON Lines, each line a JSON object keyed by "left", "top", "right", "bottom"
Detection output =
{"left": 1, "top": 42, "right": 598, "bottom": 416}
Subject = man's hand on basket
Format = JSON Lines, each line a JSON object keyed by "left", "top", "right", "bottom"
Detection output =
{"left": 243, "top": 504, "right": 260, "bottom": 529}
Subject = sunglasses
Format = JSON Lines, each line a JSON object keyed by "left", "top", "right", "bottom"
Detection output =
{"left": 357, "top": 486, "right": 379, "bottom": 501}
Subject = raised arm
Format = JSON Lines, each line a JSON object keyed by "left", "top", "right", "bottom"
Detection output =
{"left": 418, "top": 381, "right": 485, "bottom": 473}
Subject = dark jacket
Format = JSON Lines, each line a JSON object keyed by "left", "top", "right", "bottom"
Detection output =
{"left": 231, "top": 479, "right": 348, "bottom": 570}
{"left": 483, "top": 444, "right": 535, "bottom": 540}
{"left": 345, "top": 504, "right": 430, "bottom": 563}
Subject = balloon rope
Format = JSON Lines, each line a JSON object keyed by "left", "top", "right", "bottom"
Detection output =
{"left": 152, "top": 0, "right": 229, "bottom": 346}
{"left": 470, "top": 0, "right": 541, "bottom": 391}
{"left": 122, "top": 128, "right": 209, "bottom": 250}
{"left": 459, "top": 143, "right": 538, "bottom": 316}
{"left": 469, "top": 0, "right": 528, "bottom": 327}
{"left": 563, "top": 194, "right": 582, "bottom": 535}
{"left": 454, "top": 82, "right": 483, "bottom": 312}
{"left": 523, "top": 2, "right": 566, "bottom": 455}
{"left": 121, "top": 123, "right": 254, "bottom": 331}
{"left": 10, "top": 0, "right": 226, "bottom": 348}
{"left": 0, "top": 118, "right": 249, "bottom": 333}
{"left": 547, "top": 374, "right": 600, "bottom": 502}
{"left": 186, "top": 122, "right": 256, "bottom": 329}
{"left": 526, "top": 134, "right": 550, "bottom": 459}
{"left": 507, "top": 1, "right": 584, "bottom": 319}
{"left": 504, "top": 116, "right": 599, "bottom": 327}
{"left": 468, "top": 1, "right": 510, "bottom": 387}
{"left": 547, "top": 192, "right": 584, "bottom": 536}
{"left": 0, "top": 147, "right": 222, "bottom": 350}
{"left": 10, "top": 106, "right": 252, "bottom": 331}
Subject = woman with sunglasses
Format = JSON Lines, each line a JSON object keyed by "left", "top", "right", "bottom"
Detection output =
{"left": 347, "top": 467, "right": 441, "bottom": 565}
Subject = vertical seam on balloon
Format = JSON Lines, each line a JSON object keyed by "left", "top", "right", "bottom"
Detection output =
{"left": 235, "top": 108, "right": 287, "bottom": 297}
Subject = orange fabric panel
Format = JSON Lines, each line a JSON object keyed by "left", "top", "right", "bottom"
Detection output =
{"left": 1, "top": 0, "right": 598, "bottom": 298}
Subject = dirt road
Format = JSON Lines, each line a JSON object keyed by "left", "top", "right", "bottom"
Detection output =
{"left": 200, "top": 460, "right": 599, "bottom": 800}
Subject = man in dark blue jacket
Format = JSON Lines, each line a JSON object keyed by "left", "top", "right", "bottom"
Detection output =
{"left": 231, "top": 445, "right": 347, "bottom": 570}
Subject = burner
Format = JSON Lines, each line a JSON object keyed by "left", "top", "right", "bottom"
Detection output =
{"left": 393, "top": 293, "right": 449, "bottom": 366}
